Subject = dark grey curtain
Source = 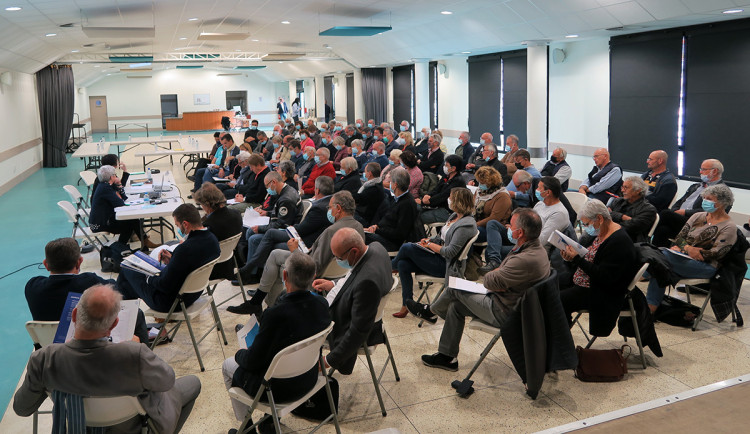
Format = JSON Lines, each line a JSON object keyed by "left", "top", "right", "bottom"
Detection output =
{"left": 361, "top": 68, "right": 387, "bottom": 124}
{"left": 36, "top": 64, "right": 74, "bottom": 167}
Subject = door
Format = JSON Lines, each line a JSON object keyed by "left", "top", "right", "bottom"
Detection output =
{"left": 89, "top": 96, "right": 109, "bottom": 133}
{"left": 160, "top": 94, "right": 178, "bottom": 129}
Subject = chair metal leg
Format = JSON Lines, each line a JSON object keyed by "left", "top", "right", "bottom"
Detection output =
{"left": 210, "top": 298, "right": 228, "bottom": 345}
{"left": 150, "top": 301, "right": 180, "bottom": 350}
{"left": 693, "top": 291, "right": 712, "bottom": 331}
{"left": 181, "top": 300, "right": 206, "bottom": 371}
{"left": 266, "top": 389, "right": 282, "bottom": 434}
{"left": 629, "top": 299, "right": 647, "bottom": 369}
{"left": 584, "top": 336, "right": 597, "bottom": 349}
{"left": 383, "top": 331, "right": 400, "bottom": 382}
{"left": 324, "top": 374, "right": 342, "bottom": 434}
{"left": 362, "top": 344, "right": 387, "bottom": 416}
{"left": 452, "top": 332, "right": 502, "bottom": 397}
{"left": 32, "top": 411, "right": 38, "bottom": 434}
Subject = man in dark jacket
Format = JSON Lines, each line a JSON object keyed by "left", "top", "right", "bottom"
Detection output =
{"left": 364, "top": 167, "right": 419, "bottom": 251}
{"left": 454, "top": 131, "right": 475, "bottom": 167}
{"left": 418, "top": 133, "right": 445, "bottom": 174}
{"left": 418, "top": 155, "right": 466, "bottom": 225}
{"left": 607, "top": 176, "right": 657, "bottom": 243}
{"left": 230, "top": 153, "right": 270, "bottom": 213}
{"left": 641, "top": 150, "right": 677, "bottom": 212}
{"left": 354, "top": 162, "right": 387, "bottom": 226}
{"left": 334, "top": 157, "right": 362, "bottom": 196}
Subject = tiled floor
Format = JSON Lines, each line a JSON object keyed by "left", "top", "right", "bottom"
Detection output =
{"left": 2, "top": 136, "right": 750, "bottom": 433}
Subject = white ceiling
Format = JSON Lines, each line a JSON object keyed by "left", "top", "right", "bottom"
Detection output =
{"left": 0, "top": 0, "right": 748, "bottom": 86}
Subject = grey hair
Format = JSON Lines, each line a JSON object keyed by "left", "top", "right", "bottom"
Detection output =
{"left": 624, "top": 176, "right": 648, "bottom": 196}
{"left": 390, "top": 167, "right": 410, "bottom": 192}
{"left": 278, "top": 160, "right": 296, "bottom": 180}
{"left": 351, "top": 139, "right": 364, "bottom": 149}
{"left": 331, "top": 190, "right": 356, "bottom": 214}
{"left": 317, "top": 147, "right": 330, "bottom": 158}
{"left": 284, "top": 251, "right": 316, "bottom": 291}
{"left": 340, "top": 157, "right": 358, "bottom": 172}
{"left": 704, "top": 159, "right": 724, "bottom": 176}
{"left": 483, "top": 143, "right": 498, "bottom": 156}
{"left": 461, "top": 131, "right": 470, "bottom": 140}
{"left": 507, "top": 134, "right": 519, "bottom": 145}
{"left": 237, "top": 151, "right": 251, "bottom": 162}
{"left": 513, "top": 169, "right": 533, "bottom": 185}
{"left": 579, "top": 199, "right": 612, "bottom": 222}
{"left": 97, "top": 165, "right": 116, "bottom": 182}
{"left": 554, "top": 147, "right": 567, "bottom": 160}
{"left": 401, "top": 120, "right": 410, "bottom": 127}
{"left": 315, "top": 175, "right": 334, "bottom": 196}
{"left": 389, "top": 149, "right": 403, "bottom": 160}
{"left": 76, "top": 284, "right": 121, "bottom": 333}
{"left": 332, "top": 136, "right": 345, "bottom": 146}
{"left": 429, "top": 133, "right": 442, "bottom": 144}
{"left": 702, "top": 184, "right": 734, "bottom": 209}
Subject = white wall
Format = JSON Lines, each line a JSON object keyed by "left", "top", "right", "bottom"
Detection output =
{"left": 437, "top": 57, "right": 469, "bottom": 153}
{"left": 0, "top": 70, "right": 42, "bottom": 192}
{"left": 333, "top": 74, "right": 347, "bottom": 124}
{"left": 73, "top": 84, "right": 90, "bottom": 135}
{"left": 86, "top": 69, "right": 280, "bottom": 130}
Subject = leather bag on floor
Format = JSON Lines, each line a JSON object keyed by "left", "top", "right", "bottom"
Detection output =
{"left": 574, "top": 345, "right": 630, "bottom": 382}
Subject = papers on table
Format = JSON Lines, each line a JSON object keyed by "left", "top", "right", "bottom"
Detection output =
{"left": 665, "top": 248, "right": 693, "bottom": 260}
{"left": 243, "top": 208, "right": 270, "bottom": 228}
{"left": 547, "top": 230, "right": 588, "bottom": 257}
{"left": 54, "top": 293, "right": 140, "bottom": 344}
{"left": 286, "top": 226, "right": 310, "bottom": 254}
{"left": 121, "top": 251, "right": 166, "bottom": 276}
{"left": 237, "top": 315, "right": 260, "bottom": 349}
{"left": 448, "top": 276, "right": 488, "bottom": 294}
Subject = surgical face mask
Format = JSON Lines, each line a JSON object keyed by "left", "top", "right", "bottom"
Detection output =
{"left": 485, "top": 156, "right": 491, "bottom": 162}
{"left": 396, "top": 137, "right": 406, "bottom": 145}
{"left": 515, "top": 162, "right": 524, "bottom": 170}
{"left": 289, "top": 150, "right": 296, "bottom": 157}
{"left": 250, "top": 125, "right": 258, "bottom": 130}
{"left": 338, "top": 169, "right": 346, "bottom": 176}
{"left": 479, "top": 183, "right": 489, "bottom": 191}
{"left": 314, "top": 156, "right": 321, "bottom": 164}
{"left": 352, "top": 148, "right": 358, "bottom": 156}
{"left": 700, "top": 174, "right": 710, "bottom": 183}
{"left": 273, "top": 143, "right": 279, "bottom": 149}
{"left": 368, "top": 123, "right": 373, "bottom": 128}
{"left": 388, "top": 160, "right": 395, "bottom": 165}
{"left": 535, "top": 190, "right": 544, "bottom": 202}
{"left": 443, "top": 165, "right": 452, "bottom": 174}
{"left": 382, "top": 137, "right": 389, "bottom": 144}
{"left": 302, "top": 153, "right": 310, "bottom": 161}
{"left": 273, "top": 131, "right": 280, "bottom": 136}
{"left": 480, "top": 138, "right": 486, "bottom": 145}
{"left": 259, "top": 140, "right": 267, "bottom": 145}
{"left": 583, "top": 223, "right": 599, "bottom": 237}
{"left": 447, "top": 198, "right": 452, "bottom": 210}
{"left": 361, "top": 173, "right": 368, "bottom": 181}
{"left": 177, "top": 225, "right": 186, "bottom": 238}
{"left": 507, "top": 227, "right": 517, "bottom": 244}
{"left": 296, "top": 125, "right": 301, "bottom": 130}
{"left": 335, "top": 145, "right": 342, "bottom": 151}
{"left": 300, "top": 134, "right": 307, "bottom": 140}
{"left": 322, "top": 138, "right": 329, "bottom": 145}
{"left": 458, "top": 138, "right": 464, "bottom": 145}
{"left": 327, "top": 209, "right": 336, "bottom": 224}
{"left": 336, "top": 258, "right": 352, "bottom": 270}
{"left": 400, "top": 125, "right": 407, "bottom": 132}
{"left": 702, "top": 199, "right": 717, "bottom": 213}
{"left": 374, "top": 135, "right": 381, "bottom": 141}
{"left": 267, "top": 187, "right": 277, "bottom": 196}
{"left": 356, "top": 122, "right": 362, "bottom": 128}
{"left": 335, "top": 126, "right": 343, "bottom": 131}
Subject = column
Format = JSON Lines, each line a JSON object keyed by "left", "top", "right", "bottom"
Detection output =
{"left": 315, "top": 75, "right": 325, "bottom": 123}
{"left": 353, "top": 68, "right": 365, "bottom": 121}
{"left": 526, "top": 43, "right": 548, "bottom": 164}
{"left": 414, "top": 62, "right": 430, "bottom": 133}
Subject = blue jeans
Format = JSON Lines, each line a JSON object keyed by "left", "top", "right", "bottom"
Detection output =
{"left": 391, "top": 243, "right": 446, "bottom": 306}
{"left": 247, "top": 229, "right": 291, "bottom": 269}
{"left": 646, "top": 249, "right": 717, "bottom": 306}
{"left": 485, "top": 220, "right": 512, "bottom": 263}
{"left": 244, "top": 232, "right": 266, "bottom": 273}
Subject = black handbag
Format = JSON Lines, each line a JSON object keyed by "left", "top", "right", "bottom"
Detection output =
{"left": 575, "top": 345, "right": 630, "bottom": 382}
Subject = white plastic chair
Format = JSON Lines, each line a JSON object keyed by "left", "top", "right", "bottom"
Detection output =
{"left": 80, "top": 171, "right": 97, "bottom": 200}
{"left": 83, "top": 395, "right": 156, "bottom": 432}
{"left": 228, "top": 322, "right": 341, "bottom": 434}
{"left": 563, "top": 191, "right": 588, "bottom": 215}
{"left": 144, "top": 258, "right": 225, "bottom": 371}
{"left": 647, "top": 213, "right": 660, "bottom": 239}
{"left": 300, "top": 199, "right": 313, "bottom": 221}
{"left": 25, "top": 321, "right": 59, "bottom": 434}
{"left": 204, "top": 234, "right": 247, "bottom": 307}
{"left": 63, "top": 185, "right": 90, "bottom": 216}
{"left": 57, "top": 200, "right": 104, "bottom": 253}
{"left": 319, "top": 259, "right": 349, "bottom": 280}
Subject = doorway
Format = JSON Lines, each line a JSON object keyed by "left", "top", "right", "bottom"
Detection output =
{"left": 160, "top": 94, "right": 178, "bottom": 129}
{"left": 89, "top": 96, "right": 109, "bottom": 133}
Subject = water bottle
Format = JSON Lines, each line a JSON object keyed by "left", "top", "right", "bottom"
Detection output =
{"left": 146, "top": 167, "right": 152, "bottom": 180}
{"left": 128, "top": 135, "right": 132, "bottom": 142}
{"left": 179, "top": 133, "right": 182, "bottom": 140}
{"left": 154, "top": 142, "right": 158, "bottom": 152}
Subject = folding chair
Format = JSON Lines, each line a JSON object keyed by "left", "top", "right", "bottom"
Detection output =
{"left": 83, "top": 395, "right": 158, "bottom": 433}
{"left": 415, "top": 232, "right": 480, "bottom": 327}
{"left": 57, "top": 200, "right": 105, "bottom": 253}
{"left": 228, "top": 322, "right": 341, "bottom": 434}
{"left": 647, "top": 213, "right": 660, "bottom": 239}
{"left": 320, "top": 259, "right": 349, "bottom": 280}
{"left": 204, "top": 234, "right": 247, "bottom": 307}
{"left": 25, "top": 321, "right": 59, "bottom": 434}
{"left": 80, "top": 171, "right": 97, "bottom": 198}
{"left": 676, "top": 278, "right": 713, "bottom": 331}
{"left": 144, "top": 258, "right": 226, "bottom": 371}
{"left": 63, "top": 185, "right": 91, "bottom": 217}
{"left": 299, "top": 200, "right": 313, "bottom": 221}
{"left": 572, "top": 263, "right": 650, "bottom": 368}
{"left": 424, "top": 222, "right": 445, "bottom": 238}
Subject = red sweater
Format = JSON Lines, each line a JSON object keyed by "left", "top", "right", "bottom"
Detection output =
{"left": 302, "top": 161, "right": 335, "bottom": 195}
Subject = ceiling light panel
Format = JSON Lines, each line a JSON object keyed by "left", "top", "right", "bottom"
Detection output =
{"left": 82, "top": 27, "right": 155, "bottom": 38}
{"left": 197, "top": 32, "right": 249, "bottom": 41}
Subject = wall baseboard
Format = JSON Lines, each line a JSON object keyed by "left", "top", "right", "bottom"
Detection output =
{"left": 0, "top": 161, "right": 42, "bottom": 197}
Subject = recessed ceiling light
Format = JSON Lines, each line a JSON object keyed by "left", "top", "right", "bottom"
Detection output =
{"left": 251, "top": 39, "right": 259, "bottom": 42}
{"left": 281, "top": 20, "right": 290, "bottom": 24}
{"left": 441, "top": 11, "right": 453, "bottom": 15}
{"left": 461, "top": 51, "right": 471, "bottom": 54}
{"left": 188, "top": 17, "right": 198, "bottom": 21}
{"left": 565, "top": 34, "right": 579, "bottom": 38}
{"left": 71, "top": 49, "right": 79, "bottom": 52}
{"left": 235, "top": 49, "right": 241, "bottom": 51}
{"left": 94, "top": 65, "right": 101, "bottom": 68}
{"left": 723, "top": 9, "right": 743, "bottom": 14}
{"left": 45, "top": 33, "right": 57, "bottom": 37}
{"left": 179, "top": 37, "right": 187, "bottom": 40}
{"left": 4, "top": 7, "right": 22, "bottom": 12}
{"left": 278, "top": 61, "right": 284, "bottom": 63}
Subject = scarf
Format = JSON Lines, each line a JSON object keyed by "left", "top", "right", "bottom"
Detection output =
{"left": 475, "top": 186, "right": 506, "bottom": 218}
{"left": 357, "top": 176, "right": 382, "bottom": 194}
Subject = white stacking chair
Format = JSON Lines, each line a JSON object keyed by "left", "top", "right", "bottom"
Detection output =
{"left": 57, "top": 200, "right": 105, "bottom": 253}
{"left": 563, "top": 191, "right": 588, "bottom": 216}
{"left": 204, "top": 234, "right": 247, "bottom": 307}
{"left": 25, "top": 321, "right": 59, "bottom": 434}
{"left": 79, "top": 170, "right": 97, "bottom": 200}
{"left": 647, "top": 213, "right": 660, "bottom": 239}
{"left": 300, "top": 199, "right": 313, "bottom": 221}
{"left": 63, "top": 184, "right": 91, "bottom": 216}
{"left": 319, "top": 259, "right": 349, "bottom": 280}
{"left": 675, "top": 278, "right": 713, "bottom": 331}
{"left": 414, "top": 232, "right": 480, "bottom": 327}
{"left": 144, "top": 258, "right": 225, "bottom": 371}
{"left": 228, "top": 322, "right": 341, "bottom": 434}
{"left": 424, "top": 222, "right": 445, "bottom": 238}
{"left": 83, "top": 395, "right": 157, "bottom": 433}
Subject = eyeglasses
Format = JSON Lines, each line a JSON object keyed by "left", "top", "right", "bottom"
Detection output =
{"left": 333, "top": 247, "right": 353, "bottom": 262}
{"left": 264, "top": 180, "right": 275, "bottom": 188}
{"left": 699, "top": 167, "right": 714, "bottom": 172}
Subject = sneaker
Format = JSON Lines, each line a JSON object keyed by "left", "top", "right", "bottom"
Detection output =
{"left": 421, "top": 352, "right": 458, "bottom": 371}
{"left": 405, "top": 299, "right": 437, "bottom": 324}
{"left": 477, "top": 260, "right": 501, "bottom": 276}
{"left": 226, "top": 302, "right": 263, "bottom": 317}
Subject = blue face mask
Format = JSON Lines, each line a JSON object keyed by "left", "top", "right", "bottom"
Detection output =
{"left": 701, "top": 199, "right": 717, "bottom": 213}
{"left": 583, "top": 223, "right": 599, "bottom": 237}
{"left": 295, "top": 125, "right": 301, "bottom": 130}
{"left": 479, "top": 184, "right": 489, "bottom": 191}
{"left": 302, "top": 153, "right": 310, "bottom": 161}
{"left": 485, "top": 156, "right": 491, "bottom": 162}
{"left": 338, "top": 169, "right": 346, "bottom": 176}
{"left": 368, "top": 123, "right": 373, "bottom": 128}
{"left": 300, "top": 134, "right": 307, "bottom": 140}
{"left": 507, "top": 227, "right": 517, "bottom": 244}
{"left": 361, "top": 173, "right": 367, "bottom": 182}
{"left": 322, "top": 138, "right": 329, "bottom": 145}
{"left": 335, "top": 126, "right": 342, "bottom": 131}
{"left": 326, "top": 209, "right": 336, "bottom": 224}
{"left": 273, "top": 143, "right": 279, "bottom": 149}
{"left": 267, "top": 187, "right": 277, "bottom": 196}
{"left": 352, "top": 148, "right": 358, "bottom": 156}
{"left": 335, "top": 145, "right": 342, "bottom": 151}
{"left": 356, "top": 122, "right": 362, "bottom": 128}
{"left": 259, "top": 140, "right": 267, "bottom": 146}
{"left": 177, "top": 226, "right": 186, "bottom": 238}
{"left": 480, "top": 139, "right": 486, "bottom": 145}
{"left": 250, "top": 125, "right": 257, "bottom": 130}
{"left": 388, "top": 160, "right": 395, "bottom": 165}
{"left": 289, "top": 150, "right": 296, "bottom": 157}
{"left": 336, "top": 258, "right": 352, "bottom": 270}
{"left": 535, "top": 190, "right": 544, "bottom": 202}
{"left": 400, "top": 125, "right": 407, "bottom": 132}
{"left": 374, "top": 135, "right": 380, "bottom": 141}
{"left": 700, "top": 174, "right": 710, "bottom": 183}
{"left": 314, "top": 156, "right": 321, "bottom": 164}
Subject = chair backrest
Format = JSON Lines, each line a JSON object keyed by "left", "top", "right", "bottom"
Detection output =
{"left": 627, "top": 263, "right": 650, "bottom": 292}
{"left": 83, "top": 395, "right": 146, "bottom": 427}
{"left": 264, "top": 322, "right": 334, "bottom": 381}
{"left": 374, "top": 294, "right": 389, "bottom": 323}
{"left": 79, "top": 171, "right": 97, "bottom": 187}
{"left": 217, "top": 233, "right": 241, "bottom": 263}
{"left": 179, "top": 258, "right": 219, "bottom": 295}
{"left": 647, "top": 213, "right": 660, "bottom": 238}
{"left": 563, "top": 191, "right": 588, "bottom": 215}
{"left": 63, "top": 185, "right": 85, "bottom": 208}
{"left": 26, "top": 321, "right": 60, "bottom": 347}
{"left": 320, "top": 259, "right": 348, "bottom": 279}
{"left": 58, "top": 201, "right": 80, "bottom": 224}
{"left": 300, "top": 199, "right": 313, "bottom": 221}
{"left": 458, "top": 231, "right": 480, "bottom": 262}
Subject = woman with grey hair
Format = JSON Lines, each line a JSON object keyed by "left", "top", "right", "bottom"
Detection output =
{"left": 276, "top": 159, "right": 298, "bottom": 190}
{"left": 644, "top": 183, "right": 737, "bottom": 312}
{"left": 606, "top": 175, "right": 657, "bottom": 242}
{"left": 559, "top": 199, "right": 638, "bottom": 338}
{"left": 89, "top": 165, "right": 158, "bottom": 249}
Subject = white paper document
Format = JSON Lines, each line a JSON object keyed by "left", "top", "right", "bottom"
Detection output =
{"left": 466, "top": 185, "right": 479, "bottom": 194}
{"left": 665, "top": 248, "right": 693, "bottom": 260}
{"left": 547, "top": 230, "right": 588, "bottom": 257}
{"left": 58, "top": 298, "right": 140, "bottom": 344}
{"left": 237, "top": 315, "right": 260, "bottom": 349}
{"left": 449, "top": 276, "right": 488, "bottom": 294}
{"left": 149, "top": 243, "right": 178, "bottom": 260}
{"left": 286, "top": 226, "right": 310, "bottom": 254}
{"left": 243, "top": 208, "right": 270, "bottom": 228}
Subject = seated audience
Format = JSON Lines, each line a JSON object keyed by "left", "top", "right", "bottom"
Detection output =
{"left": 192, "top": 132, "right": 223, "bottom": 177}
{"left": 334, "top": 157, "right": 362, "bottom": 195}
{"left": 512, "top": 149, "right": 541, "bottom": 178}
{"left": 418, "top": 133, "right": 445, "bottom": 174}
{"left": 194, "top": 183, "right": 243, "bottom": 281}
{"left": 299, "top": 128, "right": 315, "bottom": 149}
{"left": 217, "top": 151, "right": 251, "bottom": 199}
{"left": 652, "top": 159, "right": 726, "bottom": 247}
{"left": 222, "top": 252, "right": 331, "bottom": 429}
{"left": 276, "top": 159, "right": 298, "bottom": 190}
{"left": 365, "top": 167, "right": 419, "bottom": 251}
{"left": 472, "top": 166, "right": 512, "bottom": 246}
{"left": 578, "top": 148, "right": 623, "bottom": 203}
{"left": 312, "top": 228, "right": 393, "bottom": 375}
{"left": 644, "top": 184, "right": 736, "bottom": 312}
{"left": 91, "top": 153, "right": 129, "bottom": 196}
{"left": 252, "top": 131, "right": 269, "bottom": 154}
{"left": 454, "top": 131, "right": 475, "bottom": 166}
{"left": 464, "top": 132, "right": 493, "bottom": 174}
{"left": 559, "top": 200, "right": 637, "bottom": 338}
{"left": 641, "top": 150, "right": 677, "bottom": 212}
{"left": 301, "top": 148, "right": 336, "bottom": 196}
{"left": 381, "top": 149, "right": 402, "bottom": 183}
{"left": 90, "top": 165, "right": 158, "bottom": 250}
{"left": 500, "top": 134, "right": 521, "bottom": 174}
{"left": 193, "top": 133, "right": 239, "bottom": 194}
{"left": 418, "top": 155, "right": 466, "bottom": 224}
{"left": 392, "top": 188, "right": 477, "bottom": 318}
{"left": 400, "top": 151, "right": 424, "bottom": 198}
{"left": 331, "top": 136, "right": 350, "bottom": 170}
{"left": 351, "top": 139, "right": 370, "bottom": 171}
{"left": 230, "top": 153, "right": 270, "bottom": 212}
{"left": 540, "top": 147, "right": 572, "bottom": 191}
{"left": 354, "top": 162, "right": 387, "bottom": 227}
{"left": 116, "top": 204, "right": 220, "bottom": 311}
{"left": 407, "top": 208, "right": 550, "bottom": 371}
{"left": 392, "top": 131, "right": 417, "bottom": 155}
{"left": 369, "top": 141, "right": 389, "bottom": 169}
{"left": 14, "top": 285, "right": 201, "bottom": 434}
{"left": 413, "top": 127, "right": 431, "bottom": 160}
{"left": 295, "top": 146, "right": 317, "bottom": 185}
{"left": 475, "top": 143, "right": 509, "bottom": 185}
{"left": 607, "top": 176, "right": 657, "bottom": 243}
{"left": 268, "top": 135, "right": 288, "bottom": 165}
{"left": 289, "top": 141, "right": 305, "bottom": 170}
{"left": 242, "top": 119, "right": 260, "bottom": 146}
{"left": 507, "top": 169, "right": 535, "bottom": 208}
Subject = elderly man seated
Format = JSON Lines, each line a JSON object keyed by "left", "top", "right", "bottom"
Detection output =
{"left": 641, "top": 150, "right": 677, "bottom": 212}
{"left": 14, "top": 285, "right": 201, "bottom": 433}
{"left": 365, "top": 167, "right": 419, "bottom": 251}
{"left": 578, "top": 148, "right": 623, "bottom": 203}
{"left": 606, "top": 176, "right": 657, "bottom": 243}
{"left": 301, "top": 147, "right": 336, "bottom": 197}
{"left": 540, "top": 147, "right": 572, "bottom": 191}
{"left": 407, "top": 208, "right": 550, "bottom": 371}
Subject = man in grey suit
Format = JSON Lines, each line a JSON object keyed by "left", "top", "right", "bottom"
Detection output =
{"left": 312, "top": 227, "right": 393, "bottom": 375}
{"left": 14, "top": 285, "right": 201, "bottom": 433}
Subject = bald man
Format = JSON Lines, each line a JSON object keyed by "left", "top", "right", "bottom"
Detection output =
{"left": 311, "top": 228, "right": 392, "bottom": 375}
{"left": 641, "top": 150, "right": 677, "bottom": 212}
{"left": 578, "top": 148, "right": 623, "bottom": 203}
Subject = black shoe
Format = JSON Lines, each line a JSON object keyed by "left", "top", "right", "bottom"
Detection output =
{"left": 190, "top": 188, "right": 197, "bottom": 193}
{"left": 187, "top": 175, "right": 195, "bottom": 182}
{"left": 239, "top": 267, "right": 261, "bottom": 285}
{"left": 187, "top": 195, "right": 193, "bottom": 199}
{"left": 478, "top": 260, "right": 501, "bottom": 276}
{"left": 247, "top": 289, "right": 256, "bottom": 296}
{"left": 234, "top": 324, "right": 244, "bottom": 333}
{"left": 406, "top": 299, "right": 437, "bottom": 324}
{"left": 228, "top": 429, "right": 237, "bottom": 434}
{"left": 227, "top": 302, "right": 263, "bottom": 317}
{"left": 421, "top": 352, "right": 458, "bottom": 371}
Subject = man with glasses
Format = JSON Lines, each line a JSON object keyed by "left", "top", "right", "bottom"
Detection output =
{"left": 578, "top": 148, "right": 623, "bottom": 203}
{"left": 652, "top": 159, "right": 727, "bottom": 247}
